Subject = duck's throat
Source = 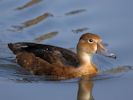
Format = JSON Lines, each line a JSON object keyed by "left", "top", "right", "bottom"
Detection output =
{"left": 76, "top": 52, "right": 98, "bottom": 76}
{"left": 78, "top": 52, "right": 93, "bottom": 66}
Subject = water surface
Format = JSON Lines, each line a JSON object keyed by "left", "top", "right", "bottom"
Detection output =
{"left": 0, "top": 0, "right": 133, "bottom": 100}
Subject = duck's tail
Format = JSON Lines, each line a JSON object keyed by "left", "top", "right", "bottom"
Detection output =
{"left": 8, "top": 42, "right": 28, "bottom": 54}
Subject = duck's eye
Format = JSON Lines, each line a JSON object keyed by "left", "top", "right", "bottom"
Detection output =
{"left": 88, "top": 39, "right": 93, "bottom": 43}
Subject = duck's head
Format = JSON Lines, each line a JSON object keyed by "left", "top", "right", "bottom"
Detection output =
{"left": 77, "top": 33, "right": 116, "bottom": 64}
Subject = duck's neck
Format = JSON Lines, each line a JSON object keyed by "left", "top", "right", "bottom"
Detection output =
{"left": 76, "top": 51, "right": 98, "bottom": 75}
{"left": 77, "top": 51, "right": 93, "bottom": 67}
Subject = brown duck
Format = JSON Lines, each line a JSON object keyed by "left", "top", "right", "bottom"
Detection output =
{"left": 8, "top": 33, "right": 116, "bottom": 79}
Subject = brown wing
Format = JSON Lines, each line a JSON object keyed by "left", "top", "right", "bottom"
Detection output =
{"left": 8, "top": 42, "right": 79, "bottom": 66}
{"left": 16, "top": 52, "right": 79, "bottom": 79}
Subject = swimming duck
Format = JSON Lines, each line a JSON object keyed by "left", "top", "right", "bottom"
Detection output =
{"left": 8, "top": 33, "right": 116, "bottom": 79}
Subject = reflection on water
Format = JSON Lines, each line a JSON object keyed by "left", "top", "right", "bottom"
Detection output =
{"left": 16, "top": 0, "right": 42, "bottom": 10}
{"left": 65, "top": 9, "right": 86, "bottom": 16}
{"left": 34, "top": 31, "right": 58, "bottom": 43}
{"left": 77, "top": 77, "right": 94, "bottom": 100}
{"left": 10, "top": 12, "right": 53, "bottom": 32}
{"left": 102, "top": 66, "right": 133, "bottom": 74}
{"left": 72, "top": 27, "right": 89, "bottom": 34}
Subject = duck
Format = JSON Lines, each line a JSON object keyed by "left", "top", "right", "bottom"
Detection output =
{"left": 8, "top": 33, "right": 116, "bottom": 79}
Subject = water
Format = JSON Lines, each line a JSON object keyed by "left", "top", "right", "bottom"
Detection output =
{"left": 0, "top": 0, "right": 133, "bottom": 100}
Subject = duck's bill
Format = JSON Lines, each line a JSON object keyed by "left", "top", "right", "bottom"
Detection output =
{"left": 96, "top": 43, "right": 117, "bottom": 59}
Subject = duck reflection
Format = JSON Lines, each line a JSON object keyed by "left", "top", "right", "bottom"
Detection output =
{"left": 77, "top": 76, "right": 94, "bottom": 100}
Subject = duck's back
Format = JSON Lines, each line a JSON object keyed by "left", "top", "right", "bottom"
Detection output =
{"left": 8, "top": 42, "right": 79, "bottom": 66}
